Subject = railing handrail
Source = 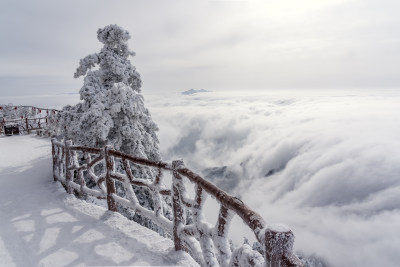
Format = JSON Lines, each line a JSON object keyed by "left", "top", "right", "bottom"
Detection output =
{"left": 2, "top": 117, "right": 47, "bottom": 123}
{"left": 69, "top": 145, "right": 267, "bottom": 232}
{"left": 51, "top": 138, "right": 303, "bottom": 267}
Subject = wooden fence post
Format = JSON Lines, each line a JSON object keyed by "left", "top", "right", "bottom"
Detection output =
{"left": 65, "top": 140, "right": 73, "bottom": 194}
{"left": 25, "top": 118, "right": 29, "bottom": 134}
{"left": 105, "top": 145, "right": 117, "bottom": 212}
{"left": 172, "top": 160, "right": 186, "bottom": 251}
{"left": 264, "top": 228, "right": 296, "bottom": 267}
{"left": 51, "top": 138, "right": 57, "bottom": 182}
{"left": 215, "top": 205, "right": 233, "bottom": 266}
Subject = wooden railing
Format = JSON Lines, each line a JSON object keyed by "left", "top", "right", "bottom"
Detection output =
{"left": 0, "top": 104, "right": 60, "bottom": 135}
{"left": 1, "top": 117, "right": 48, "bottom": 135}
{"left": 51, "top": 138, "right": 303, "bottom": 267}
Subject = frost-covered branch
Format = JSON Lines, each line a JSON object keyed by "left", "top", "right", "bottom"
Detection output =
{"left": 74, "top": 54, "right": 99, "bottom": 78}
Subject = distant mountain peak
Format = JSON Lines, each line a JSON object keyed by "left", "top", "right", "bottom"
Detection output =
{"left": 181, "top": 89, "right": 210, "bottom": 95}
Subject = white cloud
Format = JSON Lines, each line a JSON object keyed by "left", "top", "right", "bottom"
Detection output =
{"left": 144, "top": 89, "right": 400, "bottom": 267}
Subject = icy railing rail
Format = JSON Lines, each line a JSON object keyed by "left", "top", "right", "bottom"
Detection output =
{"left": 51, "top": 138, "right": 303, "bottom": 267}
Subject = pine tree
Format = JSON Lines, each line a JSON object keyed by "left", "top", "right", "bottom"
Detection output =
{"left": 63, "top": 24, "right": 160, "bottom": 159}
{"left": 59, "top": 25, "right": 167, "bottom": 232}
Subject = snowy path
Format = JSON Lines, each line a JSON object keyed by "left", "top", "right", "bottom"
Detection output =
{"left": 0, "top": 135, "right": 198, "bottom": 267}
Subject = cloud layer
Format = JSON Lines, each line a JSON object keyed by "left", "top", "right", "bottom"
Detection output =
{"left": 146, "top": 89, "right": 400, "bottom": 267}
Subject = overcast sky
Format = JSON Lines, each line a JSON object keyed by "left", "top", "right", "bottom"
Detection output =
{"left": 1, "top": 0, "right": 399, "bottom": 96}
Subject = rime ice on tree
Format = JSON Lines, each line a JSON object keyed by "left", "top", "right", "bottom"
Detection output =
{"left": 62, "top": 24, "right": 160, "bottom": 160}
{"left": 59, "top": 25, "right": 163, "bottom": 228}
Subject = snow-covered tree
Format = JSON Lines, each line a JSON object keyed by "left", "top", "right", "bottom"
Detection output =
{"left": 62, "top": 24, "right": 159, "bottom": 158}
{"left": 59, "top": 25, "right": 166, "bottom": 231}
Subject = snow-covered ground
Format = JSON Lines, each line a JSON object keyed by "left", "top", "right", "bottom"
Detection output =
{"left": 0, "top": 134, "right": 198, "bottom": 266}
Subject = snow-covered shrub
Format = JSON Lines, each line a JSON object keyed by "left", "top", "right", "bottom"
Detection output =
{"left": 58, "top": 24, "right": 165, "bottom": 231}
{"left": 229, "top": 244, "right": 265, "bottom": 267}
{"left": 43, "top": 110, "right": 61, "bottom": 136}
{"left": 297, "top": 252, "right": 329, "bottom": 267}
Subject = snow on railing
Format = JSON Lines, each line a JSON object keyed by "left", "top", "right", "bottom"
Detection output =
{"left": 51, "top": 138, "right": 303, "bottom": 267}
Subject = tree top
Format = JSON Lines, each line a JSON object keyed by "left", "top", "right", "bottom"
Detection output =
{"left": 97, "top": 24, "right": 131, "bottom": 47}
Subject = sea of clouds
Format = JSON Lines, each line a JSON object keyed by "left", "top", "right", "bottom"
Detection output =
{"left": 147, "top": 89, "right": 400, "bottom": 267}
{"left": 2, "top": 89, "right": 400, "bottom": 266}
